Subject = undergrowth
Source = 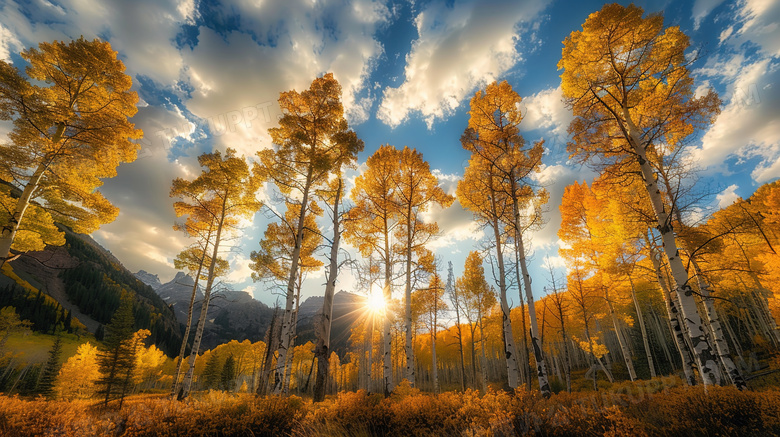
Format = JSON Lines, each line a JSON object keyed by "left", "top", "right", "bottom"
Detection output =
{"left": 0, "top": 384, "right": 778, "bottom": 436}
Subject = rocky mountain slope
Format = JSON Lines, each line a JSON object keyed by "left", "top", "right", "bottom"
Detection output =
{"left": 2, "top": 225, "right": 183, "bottom": 356}
{"left": 135, "top": 271, "right": 275, "bottom": 351}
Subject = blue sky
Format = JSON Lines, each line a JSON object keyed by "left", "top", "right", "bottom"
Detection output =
{"left": 1, "top": 0, "right": 778, "bottom": 308}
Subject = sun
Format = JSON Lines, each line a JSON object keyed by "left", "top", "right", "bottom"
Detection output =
{"left": 365, "top": 289, "right": 386, "bottom": 316}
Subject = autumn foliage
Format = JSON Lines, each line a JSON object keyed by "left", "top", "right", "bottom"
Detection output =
{"left": 1, "top": 385, "right": 780, "bottom": 436}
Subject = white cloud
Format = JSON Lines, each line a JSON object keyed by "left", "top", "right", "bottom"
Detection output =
{"left": 182, "top": 0, "right": 389, "bottom": 156}
{"left": 0, "top": 0, "right": 191, "bottom": 85}
{"left": 691, "top": 0, "right": 727, "bottom": 30}
{"left": 726, "top": 0, "right": 780, "bottom": 57}
{"left": 542, "top": 254, "right": 566, "bottom": 269}
{"left": 716, "top": 184, "right": 740, "bottom": 208}
{"left": 377, "top": 0, "right": 550, "bottom": 128}
{"left": 226, "top": 253, "right": 254, "bottom": 284}
{"left": 424, "top": 200, "right": 483, "bottom": 251}
{"left": 693, "top": 56, "right": 780, "bottom": 182}
{"left": 0, "top": 23, "right": 20, "bottom": 61}
{"left": 519, "top": 86, "right": 573, "bottom": 150}
{"left": 691, "top": 0, "right": 780, "bottom": 184}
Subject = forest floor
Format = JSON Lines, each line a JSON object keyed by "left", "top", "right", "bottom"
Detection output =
{"left": 1, "top": 380, "right": 779, "bottom": 436}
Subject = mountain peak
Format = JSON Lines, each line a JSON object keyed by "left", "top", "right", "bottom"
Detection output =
{"left": 135, "top": 270, "right": 162, "bottom": 289}
{"left": 173, "top": 271, "right": 194, "bottom": 285}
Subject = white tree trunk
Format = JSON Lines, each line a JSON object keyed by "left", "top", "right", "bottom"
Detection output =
{"left": 382, "top": 229, "right": 394, "bottom": 396}
{"left": 404, "top": 236, "right": 415, "bottom": 386}
{"left": 647, "top": 235, "right": 697, "bottom": 385}
{"left": 512, "top": 221, "right": 551, "bottom": 396}
{"left": 624, "top": 108, "right": 722, "bottom": 387}
{"left": 171, "top": 244, "right": 208, "bottom": 398}
{"left": 180, "top": 206, "right": 227, "bottom": 399}
{"left": 606, "top": 288, "right": 636, "bottom": 381}
{"left": 0, "top": 124, "right": 65, "bottom": 268}
{"left": 273, "top": 170, "right": 314, "bottom": 395}
{"left": 0, "top": 164, "right": 47, "bottom": 267}
{"left": 691, "top": 260, "right": 747, "bottom": 389}
{"left": 490, "top": 217, "right": 520, "bottom": 389}
{"left": 314, "top": 179, "right": 342, "bottom": 402}
{"left": 629, "top": 277, "right": 656, "bottom": 378}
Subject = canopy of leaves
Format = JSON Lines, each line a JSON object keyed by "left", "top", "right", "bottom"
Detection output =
{"left": 0, "top": 38, "right": 142, "bottom": 250}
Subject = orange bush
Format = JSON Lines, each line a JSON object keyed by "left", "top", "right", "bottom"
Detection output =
{"left": 1, "top": 385, "right": 779, "bottom": 436}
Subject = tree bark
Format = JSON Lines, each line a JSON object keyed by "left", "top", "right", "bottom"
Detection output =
{"left": 382, "top": 222, "right": 394, "bottom": 396}
{"left": 646, "top": 233, "right": 697, "bottom": 385}
{"left": 489, "top": 214, "right": 520, "bottom": 389}
{"left": 629, "top": 276, "right": 656, "bottom": 378}
{"left": 450, "top": 264, "right": 467, "bottom": 392}
{"left": 0, "top": 124, "right": 65, "bottom": 268}
{"left": 404, "top": 200, "right": 415, "bottom": 386}
{"left": 273, "top": 168, "right": 314, "bottom": 395}
{"left": 623, "top": 108, "right": 722, "bottom": 387}
{"left": 690, "top": 259, "right": 747, "bottom": 389}
{"left": 170, "top": 240, "right": 209, "bottom": 398}
{"left": 508, "top": 176, "right": 550, "bottom": 396}
{"left": 179, "top": 195, "right": 228, "bottom": 400}
{"left": 605, "top": 286, "right": 636, "bottom": 381}
{"left": 431, "top": 286, "right": 440, "bottom": 393}
{"left": 314, "top": 178, "right": 342, "bottom": 402}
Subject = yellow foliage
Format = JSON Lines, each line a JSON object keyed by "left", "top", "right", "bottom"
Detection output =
{"left": 0, "top": 386, "right": 779, "bottom": 436}
{"left": 55, "top": 342, "right": 100, "bottom": 400}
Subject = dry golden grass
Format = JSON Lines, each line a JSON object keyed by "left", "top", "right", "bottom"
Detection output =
{"left": 0, "top": 384, "right": 779, "bottom": 436}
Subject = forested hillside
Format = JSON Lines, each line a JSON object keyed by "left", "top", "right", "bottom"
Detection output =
{"left": 2, "top": 225, "right": 182, "bottom": 356}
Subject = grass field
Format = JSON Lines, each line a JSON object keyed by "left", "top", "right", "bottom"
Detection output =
{"left": 2, "top": 331, "right": 90, "bottom": 364}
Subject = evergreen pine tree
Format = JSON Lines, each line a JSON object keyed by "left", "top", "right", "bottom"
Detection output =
{"left": 64, "top": 310, "right": 72, "bottom": 334}
{"left": 221, "top": 354, "right": 236, "bottom": 392}
{"left": 37, "top": 335, "right": 63, "bottom": 397}
{"left": 96, "top": 292, "right": 136, "bottom": 407}
{"left": 201, "top": 352, "right": 222, "bottom": 390}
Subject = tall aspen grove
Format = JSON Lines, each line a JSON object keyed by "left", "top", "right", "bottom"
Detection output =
{"left": 1, "top": 1, "right": 779, "bottom": 435}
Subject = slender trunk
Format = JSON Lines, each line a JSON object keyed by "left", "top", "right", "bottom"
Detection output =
{"left": 629, "top": 276, "right": 656, "bottom": 378}
{"left": 470, "top": 323, "right": 478, "bottom": 389}
{"left": 479, "top": 316, "right": 488, "bottom": 392}
{"left": 432, "top": 289, "right": 440, "bottom": 394}
{"left": 257, "top": 308, "right": 280, "bottom": 396}
{"left": 512, "top": 246, "right": 531, "bottom": 390}
{"left": 0, "top": 124, "right": 65, "bottom": 268}
{"left": 179, "top": 199, "right": 228, "bottom": 400}
{"left": 0, "top": 163, "right": 47, "bottom": 267}
{"left": 605, "top": 285, "right": 636, "bottom": 381}
{"left": 646, "top": 233, "right": 697, "bottom": 385}
{"left": 314, "top": 179, "right": 342, "bottom": 402}
{"left": 747, "top": 273, "right": 780, "bottom": 347}
{"left": 509, "top": 185, "right": 550, "bottom": 396}
{"left": 273, "top": 167, "right": 314, "bottom": 395}
{"left": 404, "top": 200, "right": 415, "bottom": 386}
{"left": 451, "top": 274, "right": 467, "bottom": 392}
{"left": 690, "top": 259, "right": 747, "bottom": 390}
{"left": 490, "top": 218, "right": 520, "bottom": 389}
{"left": 171, "top": 232, "right": 213, "bottom": 398}
{"left": 744, "top": 286, "right": 775, "bottom": 347}
{"left": 382, "top": 222, "right": 394, "bottom": 396}
{"left": 367, "top": 318, "right": 374, "bottom": 392}
{"left": 721, "top": 310, "right": 743, "bottom": 361}
{"left": 560, "top": 316, "right": 571, "bottom": 393}
{"left": 624, "top": 108, "right": 721, "bottom": 387}
{"left": 283, "top": 280, "right": 302, "bottom": 395}
{"left": 487, "top": 174, "right": 520, "bottom": 390}
{"left": 649, "top": 304, "right": 673, "bottom": 373}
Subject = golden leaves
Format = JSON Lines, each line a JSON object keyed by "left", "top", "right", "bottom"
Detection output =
{"left": 0, "top": 38, "right": 142, "bottom": 256}
{"left": 559, "top": 4, "right": 719, "bottom": 166}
